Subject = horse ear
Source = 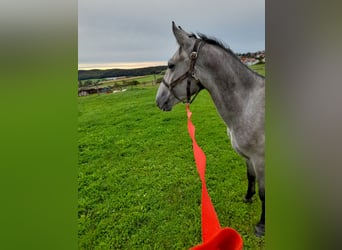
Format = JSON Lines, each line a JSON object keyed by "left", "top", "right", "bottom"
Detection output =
{"left": 172, "top": 21, "right": 192, "bottom": 50}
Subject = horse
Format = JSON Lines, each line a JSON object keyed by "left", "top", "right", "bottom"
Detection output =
{"left": 156, "top": 22, "right": 265, "bottom": 237}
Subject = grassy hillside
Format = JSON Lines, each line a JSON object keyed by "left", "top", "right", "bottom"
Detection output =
{"left": 99, "top": 74, "right": 162, "bottom": 88}
{"left": 250, "top": 63, "right": 265, "bottom": 76}
{"left": 78, "top": 67, "right": 265, "bottom": 248}
{"left": 79, "top": 63, "right": 264, "bottom": 91}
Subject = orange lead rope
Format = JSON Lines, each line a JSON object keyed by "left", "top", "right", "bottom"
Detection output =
{"left": 186, "top": 104, "right": 243, "bottom": 250}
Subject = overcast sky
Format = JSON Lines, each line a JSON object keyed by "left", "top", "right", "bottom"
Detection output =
{"left": 79, "top": 0, "right": 264, "bottom": 69}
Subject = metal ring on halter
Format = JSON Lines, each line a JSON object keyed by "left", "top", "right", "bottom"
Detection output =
{"left": 191, "top": 71, "right": 199, "bottom": 81}
{"left": 190, "top": 51, "right": 198, "bottom": 60}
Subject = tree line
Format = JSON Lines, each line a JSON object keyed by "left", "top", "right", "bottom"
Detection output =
{"left": 78, "top": 66, "right": 167, "bottom": 81}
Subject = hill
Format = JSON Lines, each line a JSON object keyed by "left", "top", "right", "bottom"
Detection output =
{"left": 78, "top": 66, "right": 167, "bottom": 81}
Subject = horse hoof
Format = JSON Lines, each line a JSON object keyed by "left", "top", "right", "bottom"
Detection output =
{"left": 254, "top": 223, "right": 265, "bottom": 237}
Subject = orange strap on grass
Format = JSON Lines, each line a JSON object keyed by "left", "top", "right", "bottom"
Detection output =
{"left": 186, "top": 104, "right": 243, "bottom": 250}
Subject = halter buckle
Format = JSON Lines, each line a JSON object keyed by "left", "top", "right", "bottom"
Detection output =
{"left": 190, "top": 51, "right": 198, "bottom": 60}
{"left": 192, "top": 71, "right": 199, "bottom": 81}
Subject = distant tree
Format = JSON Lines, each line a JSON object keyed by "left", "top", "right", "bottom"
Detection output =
{"left": 83, "top": 80, "right": 93, "bottom": 86}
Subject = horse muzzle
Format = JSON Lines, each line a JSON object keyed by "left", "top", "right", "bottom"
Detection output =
{"left": 156, "top": 98, "right": 173, "bottom": 111}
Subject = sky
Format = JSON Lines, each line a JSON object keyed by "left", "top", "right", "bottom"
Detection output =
{"left": 78, "top": 0, "right": 264, "bottom": 70}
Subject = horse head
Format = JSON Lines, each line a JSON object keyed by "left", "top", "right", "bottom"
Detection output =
{"left": 156, "top": 22, "right": 204, "bottom": 111}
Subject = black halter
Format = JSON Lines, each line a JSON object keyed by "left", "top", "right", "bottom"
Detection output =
{"left": 162, "top": 39, "right": 204, "bottom": 104}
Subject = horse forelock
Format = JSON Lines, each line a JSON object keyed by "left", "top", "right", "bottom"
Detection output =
{"left": 188, "top": 33, "right": 197, "bottom": 39}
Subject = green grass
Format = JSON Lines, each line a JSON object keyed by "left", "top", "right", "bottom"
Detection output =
{"left": 78, "top": 65, "right": 265, "bottom": 249}
{"left": 250, "top": 63, "right": 265, "bottom": 76}
{"left": 96, "top": 74, "right": 162, "bottom": 88}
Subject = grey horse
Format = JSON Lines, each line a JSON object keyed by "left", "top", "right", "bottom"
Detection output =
{"left": 156, "top": 22, "right": 265, "bottom": 237}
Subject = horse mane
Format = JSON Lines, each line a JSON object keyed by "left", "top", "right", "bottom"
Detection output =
{"left": 196, "top": 33, "right": 241, "bottom": 61}
{"left": 195, "top": 32, "right": 264, "bottom": 78}
{"left": 187, "top": 32, "right": 230, "bottom": 53}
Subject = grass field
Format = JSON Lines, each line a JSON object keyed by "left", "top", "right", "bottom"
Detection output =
{"left": 81, "top": 74, "right": 164, "bottom": 88}
{"left": 250, "top": 63, "right": 265, "bottom": 76}
{"left": 99, "top": 75, "right": 156, "bottom": 87}
{"left": 78, "top": 64, "right": 265, "bottom": 249}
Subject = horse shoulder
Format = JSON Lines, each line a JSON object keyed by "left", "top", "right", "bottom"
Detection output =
{"left": 227, "top": 116, "right": 264, "bottom": 160}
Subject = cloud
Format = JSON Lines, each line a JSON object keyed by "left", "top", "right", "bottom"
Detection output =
{"left": 79, "top": 0, "right": 264, "bottom": 67}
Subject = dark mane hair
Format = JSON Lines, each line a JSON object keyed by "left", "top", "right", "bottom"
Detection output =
{"left": 195, "top": 32, "right": 264, "bottom": 78}
{"left": 198, "top": 33, "right": 230, "bottom": 51}
{"left": 197, "top": 33, "right": 241, "bottom": 61}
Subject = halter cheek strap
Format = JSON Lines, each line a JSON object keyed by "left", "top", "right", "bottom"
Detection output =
{"left": 162, "top": 39, "right": 204, "bottom": 104}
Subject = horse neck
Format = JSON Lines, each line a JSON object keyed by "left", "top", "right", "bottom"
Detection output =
{"left": 197, "top": 45, "right": 264, "bottom": 128}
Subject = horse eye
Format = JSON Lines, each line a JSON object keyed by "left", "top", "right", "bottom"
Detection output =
{"left": 168, "top": 62, "right": 175, "bottom": 69}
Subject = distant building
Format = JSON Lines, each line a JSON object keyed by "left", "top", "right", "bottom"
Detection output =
{"left": 240, "top": 57, "right": 259, "bottom": 66}
{"left": 104, "top": 76, "right": 126, "bottom": 81}
{"left": 78, "top": 86, "right": 113, "bottom": 96}
{"left": 237, "top": 50, "right": 265, "bottom": 66}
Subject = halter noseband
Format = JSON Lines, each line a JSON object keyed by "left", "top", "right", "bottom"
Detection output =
{"left": 162, "top": 39, "right": 204, "bottom": 104}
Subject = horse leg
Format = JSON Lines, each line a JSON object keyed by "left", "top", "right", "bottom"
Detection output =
{"left": 244, "top": 159, "right": 256, "bottom": 203}
{"left": 255, "top": 185, "right": 265, "bottom": 237}
{"left": 254, "top": 160, "right": 265, "bottom": 237}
